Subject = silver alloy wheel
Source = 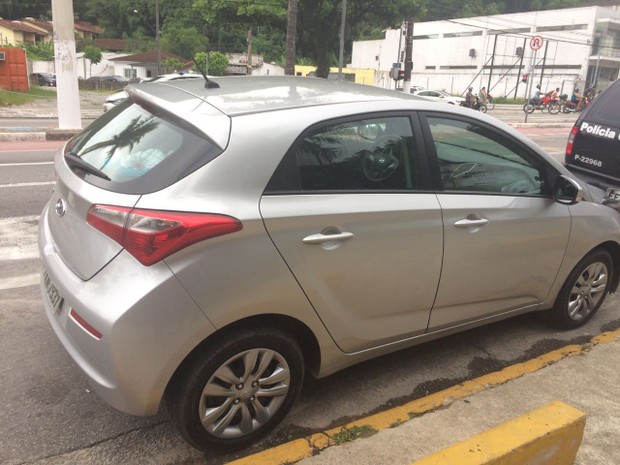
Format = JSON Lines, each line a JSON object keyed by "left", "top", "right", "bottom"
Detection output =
{"left": 198, "top": 348, "right": 291, "bottom": 439}
{"left": 567, "top": 261, "right": 609, "bottom": 321}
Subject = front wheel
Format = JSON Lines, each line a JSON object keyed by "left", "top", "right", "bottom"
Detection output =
{"left": 478, "top": 103, "right": 487, "bottom": 113}
{"left": 549, "top": 250, "right": 613, "bottom": 329}
{"left": 523, "top": 101, "right": 535, "bottom": 114}
{"left": 165, "top": 326, "right": 305, "bottom": 452}
{"left": 487, "top": 98, "right": 495, "bottom": 110}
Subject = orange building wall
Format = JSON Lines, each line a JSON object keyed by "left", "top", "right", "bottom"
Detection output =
{"left": 0, "top": 48, "right": 29, "bottom": 91}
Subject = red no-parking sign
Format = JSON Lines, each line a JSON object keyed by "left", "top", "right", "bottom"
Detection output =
{"left": 530, "top": 35, "right": 544, "bottom": 50}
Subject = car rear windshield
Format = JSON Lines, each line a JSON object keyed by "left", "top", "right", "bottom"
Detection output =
{"left": 586, "top": 82, "right": 620, "bottom": 127}
{"left": 64, "top": 101, "right": 222, "bottom": 195}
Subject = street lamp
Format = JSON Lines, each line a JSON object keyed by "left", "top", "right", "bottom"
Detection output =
{"left": 133, "top": 0, "right": 161, "bottom": 75}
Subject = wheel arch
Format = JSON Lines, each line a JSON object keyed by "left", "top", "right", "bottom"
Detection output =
{"left": 166, "top": 314, "right": 322, "bottom": 395}
{"left": 596, "top": 241, "right": 620, "bottom": 293}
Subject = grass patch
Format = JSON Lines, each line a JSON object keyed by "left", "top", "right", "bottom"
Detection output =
{"left": 331, "top": 425, "right": 376, "bottom": 444}
{"left": 0, "top": 87, "right": 56, "bottom": 106}
{"left": 491, "top": 96, "right": 526, "bottom": 105}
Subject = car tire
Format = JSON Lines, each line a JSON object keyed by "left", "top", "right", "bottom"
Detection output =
{"left": 549, "top": 249, "right": 612, "bottom": 329}
{"left": 165, "top": 326, "right": 305, "bottom": 452}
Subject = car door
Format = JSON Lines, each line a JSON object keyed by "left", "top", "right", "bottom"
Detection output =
{"left": 260, "top": 114, "right": 444, "bottom": 353}
{"left": 420, "top": 114, "right": 571, "bottom": 330}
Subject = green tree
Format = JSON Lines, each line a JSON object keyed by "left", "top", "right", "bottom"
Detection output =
{"left": 194, "top": 51, "right": 228, "bottom": 76}
{"left": 161, "top": 25, "right": 209, "bottom": 59}
{"left": 83, "top": 45, "right": 103, "bottom": 77}
{"left": 24, "top": 42, "right": 54, "bottom": 61}
{"left": 161, "top": 57, "right": 184, "bottom": 74}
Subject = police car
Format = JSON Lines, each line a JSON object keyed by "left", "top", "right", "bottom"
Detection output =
{"left": 565, "top": 79, "right": 620, "bottom": 199}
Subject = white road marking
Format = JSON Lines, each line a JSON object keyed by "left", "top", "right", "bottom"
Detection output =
{"left": 0, "top": 181, "right": 55, "bottom": 188}
{"left": 1, "top": 162, "right": 54, "bottom": 167}
{"left": 0, "top": 273, "right": 40, "bottom": 291}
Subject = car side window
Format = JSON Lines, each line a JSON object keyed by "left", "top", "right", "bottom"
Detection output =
{"left": 266, "top": 116, "right": 422, "bottom": 192}
{"left": 427, "top": 117, "right": 545, "bottom": 196}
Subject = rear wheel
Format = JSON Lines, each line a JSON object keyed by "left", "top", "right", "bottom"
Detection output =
{"left": 487, "top": 98, "right": 495, "bottom": 110}
{"left": 166, "top": 327, "right": 305, "bottom": 452}
{"left": 548, "top": 102, "right": 560, "bottom": 114}
{"left": 549, "top": 250, "right": 612, "bottom": 329}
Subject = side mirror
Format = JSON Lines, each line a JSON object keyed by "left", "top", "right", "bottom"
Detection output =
{"left": 554, "top": 175, "right": 584, "bottom": 205}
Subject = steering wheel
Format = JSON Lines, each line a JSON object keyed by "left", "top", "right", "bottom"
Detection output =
{"left": 362, "top": 135, "right": 401, "bottom": 182}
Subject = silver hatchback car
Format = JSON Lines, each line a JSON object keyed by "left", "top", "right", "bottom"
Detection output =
{"left": 39, "top": 76, "right": 620, "bottom": 452}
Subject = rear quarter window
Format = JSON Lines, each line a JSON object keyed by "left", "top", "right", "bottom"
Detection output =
{"left": 584, "top": 82, "right": 620, "bottom": 126}
{"left": 65, "top": 101, "right": 222, "bottom": 195}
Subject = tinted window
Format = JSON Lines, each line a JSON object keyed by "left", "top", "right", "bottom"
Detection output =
{"left": 66, "top": 101, "right": 222, "bottom": 195}
{"left": 586, "top": 81, "right": 620, "bottom": 126}
{"left": 428, "top": 117, "right": 545, "bottom": 195}
{"left": 266, "top": 116, "right": 423, "bottom": 192}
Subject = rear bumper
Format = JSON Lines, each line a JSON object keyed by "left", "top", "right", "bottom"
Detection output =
{"left": 38, "top": 203, "right": 216, "bottom": 415}
{"left": 565, "top": 164, "right": 620, "bottom": 192}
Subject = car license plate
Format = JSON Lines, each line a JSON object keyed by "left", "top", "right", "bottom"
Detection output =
{"left": 606, "top": 189, "right": 620, "bottom": 201}
{"left": 43, "top": 270, "right": 63, "bottom": 314}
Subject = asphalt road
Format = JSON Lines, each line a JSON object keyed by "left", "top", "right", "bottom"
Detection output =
{"left": 3, "top": 120, "right": 616, "bottom": 465}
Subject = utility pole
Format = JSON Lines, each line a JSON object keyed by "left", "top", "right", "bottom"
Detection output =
{"left": 402, "top": 19, "right": 414, "bottom": 93}
{"left": 285, "top": 0, "right": 298, "bottom": 75}
{"left": 338, "top": 0, "right": 347, "bottom": 80}
{"left": 51, "top": 0, "right": 81, "bottom": 130}
{"left": 155, "top": 0, "right": 161, "bottom": 75}
{"left": 247, "top": 28, "right": 253, "bottom": 75}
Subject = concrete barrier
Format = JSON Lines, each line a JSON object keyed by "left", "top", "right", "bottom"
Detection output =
{"left": 410, "top": 401, "right": 585, "bottom": 465}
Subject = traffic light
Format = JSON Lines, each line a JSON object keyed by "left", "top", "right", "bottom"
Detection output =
{"left": 522, "top": 74, "right": 528, "bottom": 83}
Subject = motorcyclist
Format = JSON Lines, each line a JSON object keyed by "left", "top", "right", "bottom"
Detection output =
{"left": 530, "top": 84, "right": 542, "bottom": 105}
{"left": 478, "top": 86, "right": 488, "bottom": 105}
{"left": 465, "top": 87, "right": 475, "bottom": 108}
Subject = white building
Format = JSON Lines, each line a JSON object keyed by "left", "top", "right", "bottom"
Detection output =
{"left": 351, "top": 5, "right": 620, "bottom": 97}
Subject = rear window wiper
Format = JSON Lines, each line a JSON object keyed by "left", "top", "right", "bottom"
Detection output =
{"left": 65, "top": 152, "right": 112, "bottom": 181}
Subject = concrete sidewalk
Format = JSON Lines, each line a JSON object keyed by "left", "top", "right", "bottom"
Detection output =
{"left": 229, "top": 329, "right": 620, "bottom": 465}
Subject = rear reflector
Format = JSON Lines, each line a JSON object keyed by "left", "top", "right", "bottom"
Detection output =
{"left": 87, "top": 205, "right": 242, "bottom": 266}
{"left": 69, "top": 308, "right": 102, "bottom": 339}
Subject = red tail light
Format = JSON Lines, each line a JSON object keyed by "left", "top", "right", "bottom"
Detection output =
{"left": 565, "top": 125, "right": 579, "bottom": 161}
{"left": 87, "top": 205, "right": 242, "bottom": 266}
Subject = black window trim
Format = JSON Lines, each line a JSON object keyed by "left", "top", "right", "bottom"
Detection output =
{"left": 263, "top": 111, "right": 433, "bottom": 195}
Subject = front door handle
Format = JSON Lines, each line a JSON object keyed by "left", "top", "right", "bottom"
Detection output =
{"left": 454, "top": 218, "right": 489, "bottom": 228}
{"left": 303, "top": 231, "right": 354, "bottom": 244}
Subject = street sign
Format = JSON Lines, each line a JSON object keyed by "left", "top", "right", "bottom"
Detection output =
{"left": 530, "top": 35, "right": 544, "bottom": 51}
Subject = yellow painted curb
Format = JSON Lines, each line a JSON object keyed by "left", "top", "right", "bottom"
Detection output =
{"left": 409, "top": 401, "right": 586, "bottom": 465}
{"left": 227, "top": 327, "right": 620, "bottom": 465}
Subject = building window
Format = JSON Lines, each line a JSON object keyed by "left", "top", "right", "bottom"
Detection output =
{"left": 124, "top": 68, "right": 137, "bottom": 79}
{"left": 444, "top": 31, "right": 483, "bottom": 38}
{"left": 537, "top": 24, "right": 587, "bottom": 33}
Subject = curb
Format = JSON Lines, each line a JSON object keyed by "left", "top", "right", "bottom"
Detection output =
{"left": 228, "top": 327, "right": 620, "bottom": 465}
{"left": 410, "top": 401, "right": 585, "bottom": 465}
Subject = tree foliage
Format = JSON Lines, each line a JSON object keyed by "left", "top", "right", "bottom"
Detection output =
{"left": 194, "top": 51, "right": 229, "bottom": 76}
{"left": 5, "top": 0, "right": 591, "bottom": 78}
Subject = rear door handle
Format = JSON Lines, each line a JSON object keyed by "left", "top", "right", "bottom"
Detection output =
{"left": 454, "top": 218, "right": 489, "bottom": 228}
{"left": 303, "top": 231, "right": 354, "bottom": 244}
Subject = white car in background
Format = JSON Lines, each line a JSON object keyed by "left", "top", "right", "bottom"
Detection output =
{"left": 413, "top": 89, "right": 465, "bottom": 105}
{"left": 103, "top": 73, "right": 203, "bottom": 111}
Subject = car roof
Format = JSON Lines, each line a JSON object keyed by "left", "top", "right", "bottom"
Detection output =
{"left": 129, "top": 76, "right": 422, "bottom": 117}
